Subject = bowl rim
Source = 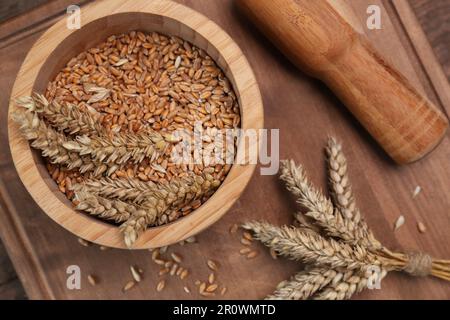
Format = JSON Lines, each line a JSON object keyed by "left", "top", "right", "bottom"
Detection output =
{"left": 8, "top": 0, "right": 263, "bottom": 249}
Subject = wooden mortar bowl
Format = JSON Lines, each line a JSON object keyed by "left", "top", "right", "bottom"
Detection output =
{"left": 7, "top": 0, "right": 263, "bottom": 249}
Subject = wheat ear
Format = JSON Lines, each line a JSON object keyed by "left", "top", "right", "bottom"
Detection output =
{"left": 266, "top": 268, "right": 339, "bottom": 300}
{"left": 280, "top": 160, "right": 375, "bottom": 248}
{"left": 62, "top": 131, "right": 170, "bottom": 166}
{"left": 325, "top": 138, "right": 381, "bottom": 249}
{"left": 112, "top": 170, "right": 219, "bottom": 247}
{"left": 16, "top": 94, "right": 105, "bottom": 136}
{"left": 74, "top": 190, "right": 136, "bottom": 223}
{"left": 314, "top": 268, "right": 387, "bottom": 300}
{"left": 242, "top": 221, "right": 380, "bottom": 270}
{"left": 17, "top": 94, "right": 177, "bottom": 167}
{"left": 78, "top": 171, "right": 220, "bottom": 205}
{"left": 119, "top": 205, "right": 159, "bottom": 248}
{"left": 11, "top": 109, "right": 117, "bottom": 177}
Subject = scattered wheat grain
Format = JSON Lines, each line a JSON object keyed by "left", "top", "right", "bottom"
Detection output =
{"left": 123, "top": 280, "right": 135, "bottom": 292}
{"left": 87, "top": 274, "right": 97, "bottom": 286}
{"left": 207, "top": 259, "right": 219, "bottom": 271}
{"left": 171, "top": 252, "right": 182, "bottom": 263}
{"left": 417, "top": 222, "right": 426, "bottom": 233}
{"left": 157, "top": 280, "right": 166, "bottom": 292}
{"left": 130, "top": 265, "right": 142, "bottom": 282}
{"left": 394, "top": 215, "right": 405, "bottom": 231}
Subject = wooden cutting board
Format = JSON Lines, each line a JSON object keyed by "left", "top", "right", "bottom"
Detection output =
{"left": 0, "top": 0, "right": 449, "bottom": 300}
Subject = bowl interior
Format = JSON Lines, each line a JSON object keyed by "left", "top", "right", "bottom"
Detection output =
{"left": 32, "top": 12, "right": 244, "bottom": 227}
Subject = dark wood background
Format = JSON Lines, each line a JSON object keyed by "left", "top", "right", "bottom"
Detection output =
{"left": 0, "top": 0, "right": 449, "bottom": 299}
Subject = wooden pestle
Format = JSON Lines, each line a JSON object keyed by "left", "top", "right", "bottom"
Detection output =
{"left": 236, "top": 0, "right": 448, "bottom": 164}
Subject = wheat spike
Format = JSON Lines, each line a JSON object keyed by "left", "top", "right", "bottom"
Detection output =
{"left": 314, "top": 268, "right": 387, "bottom": 300}
{"left": 17, "top": 94, "right": 105, "bottom": 136}
{"left": 17, "top": 94, "right": 177, "bottom": 167}
{"left": 11, "top": 108, "right": 116, "bottom": 177}
{"left": 242, "top": 221, "right": 380, "bottom": 270}
{"left": 325, "top": 138, "right": 381, "bottom": 249}
{"left": 74, "top": 190, "right": 135, "bottom": 223}
{"left": 78, "top": 171, "right": 219, "bottom": 205}
{"left": 266, "top": 268, "right": 339, "bottom": 300}
{"left": 104, "top": 170, "right": 220, "bottom": 247}
{"left": 280, "top": 159, "right": 334, "bottom": 217}
{"left": 62, "top": 131, "right": 170, "bottom": 166}
{"left": 280, "top": 160, "right": 376, "bottom": 248}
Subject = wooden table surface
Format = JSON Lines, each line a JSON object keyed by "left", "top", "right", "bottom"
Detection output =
{"left": 0, "top": 0, "right": 449, "bottom": 299}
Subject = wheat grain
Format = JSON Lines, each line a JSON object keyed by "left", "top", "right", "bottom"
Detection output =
{"left": 123, "top": 281, "right": 135, "bottom": 292}
{"left": 417, "top": 222, "right": 426, "bottom": 233}
{"left": 412, "top": 186, "right": 422, "bottom": 198}
{"left": 394, "top": 215, "right": 405, "bottom": 231}
{"left": 171, "top": 253, "right": 182, "bottom": 263}
{"left": 130, "top": 265, "right": 142, "bottom": 282}
{"left": 159, "top": 268, "right": 169, "bottom": 276}
{"left": 243, "top": 231, "right": 253, "bottom": 241}
{"left": 157, "top": 280, "right": 166, "bottom": 292}
{"left": 180, "top": 269, "right": 189, "bottom": 280}
{"left": 170, "top": 263, "right": 178, "bottom": 276}
{"left": 230, "top": 224, "right": 239, "bottom": 234}
{"left": 239, "top": 248, "right": 251, "bottom": 255}
{"left": 199, "top": 282, "right": 206, "bottom": 293}
{"left": 207, "top": 260, "right": 219, "bottom": 271}
{"left": 78, "top": 238, "right": 90, "bottom": 247}
{"left": 206, "top": 284, "right": 218, "bottom": 292}
{"left": 87, "top": 274, "right": 97, "bottom": 286}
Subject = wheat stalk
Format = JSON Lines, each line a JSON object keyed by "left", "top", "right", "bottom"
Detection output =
{"left": 242, "top": 221, "right": 380, "bottom": 270}
{"left": 266, "top": 268, "right": 339, "bottom": 300}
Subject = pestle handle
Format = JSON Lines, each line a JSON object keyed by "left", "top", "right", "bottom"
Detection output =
{"left": 237, "top": 0, "right": 448, "bottom": 164}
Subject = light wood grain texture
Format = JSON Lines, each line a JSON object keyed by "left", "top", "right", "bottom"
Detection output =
{"left": 0, "top": 0, "right": 449, "bottom": 300}
{"left": 7, "top": 0, "right": 263, "bottom": 249}
{"left": 236, "top": 0, "right": 448, "bottom": 164}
